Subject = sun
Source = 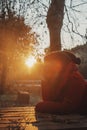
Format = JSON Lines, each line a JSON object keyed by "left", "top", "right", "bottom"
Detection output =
{"left": 25, "top": 56, "right": 37, "bottom": 67}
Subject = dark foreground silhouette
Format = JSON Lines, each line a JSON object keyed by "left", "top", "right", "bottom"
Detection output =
{"left": 35, "top": 51, "right": 87, "bottom": 114}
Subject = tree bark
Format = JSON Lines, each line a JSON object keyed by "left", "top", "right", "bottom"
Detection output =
{"left": 46, "top": 0, "right": 65, "bottom": 51}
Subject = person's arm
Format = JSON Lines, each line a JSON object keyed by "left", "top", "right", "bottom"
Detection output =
{"left": 55, "top": 62, "right": 78, "bottom": 99}
{"left": 41, "top": 80, "right": 51, "bottom": 101}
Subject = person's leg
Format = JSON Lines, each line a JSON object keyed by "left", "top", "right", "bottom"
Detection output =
{"left": 35, "top": 100, "right": 77, "bottom": 114}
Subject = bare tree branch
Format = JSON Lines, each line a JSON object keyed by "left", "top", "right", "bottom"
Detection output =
{"left": 64, "top": 5, "right": 84, "bottom": 38}
{"left": 71, "top": 2, "right": 87, "bottom": 8}
{"left": 70, "top": 0, "right": 73, "bottom": 8}
{"left": 37, "top": 0, "right": 49, "bottom": 9}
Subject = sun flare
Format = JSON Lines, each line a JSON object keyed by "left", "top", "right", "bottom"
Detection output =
{"left": 25, "top": 56, "right": 36, "bottom": 67}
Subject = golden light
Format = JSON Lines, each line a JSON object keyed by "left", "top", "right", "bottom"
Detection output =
{"left": 25, "top": 56, "right": 37, "bottom": 67}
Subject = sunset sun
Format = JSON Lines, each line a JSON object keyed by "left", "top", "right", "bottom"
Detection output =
{"left": 25, "top": 56, "right": 37, "bottom": 67}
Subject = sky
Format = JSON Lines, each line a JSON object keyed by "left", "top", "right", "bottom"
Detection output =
{"left": 62, "top": 0, "right": 87, "bottom": 49}
{"left": 23, "top": 0, "right": 87, "bottom": 50}
{"left": 1, "top": 0, "right": 87, "bottom": 51}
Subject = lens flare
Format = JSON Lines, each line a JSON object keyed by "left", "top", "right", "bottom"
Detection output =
{"left": 25, "top": 56, "right": 36, "bottom": 67}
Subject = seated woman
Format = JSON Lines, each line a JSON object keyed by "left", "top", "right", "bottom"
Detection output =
{"left": 35, "top": 51, "right": 87, "bottom": 114}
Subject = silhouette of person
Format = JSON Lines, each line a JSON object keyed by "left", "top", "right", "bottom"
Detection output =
{"left": 35, "top": 51, "right": 87, "bottom": 114}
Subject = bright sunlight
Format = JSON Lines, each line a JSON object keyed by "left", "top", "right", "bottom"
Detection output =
{"left": 25, "top": 56, "right": 37, "bottom": 68}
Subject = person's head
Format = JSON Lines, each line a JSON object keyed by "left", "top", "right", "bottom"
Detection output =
{"left": 43, "top": 51, "right": 81, "bottom": 81}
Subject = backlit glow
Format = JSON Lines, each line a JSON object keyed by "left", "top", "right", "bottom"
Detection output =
{"left": 25, "top": 56, "right": 36, "bottom": 67}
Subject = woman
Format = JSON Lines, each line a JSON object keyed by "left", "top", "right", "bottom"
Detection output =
{"left": 35, "top": 51, "right": 87, "bottom": 114}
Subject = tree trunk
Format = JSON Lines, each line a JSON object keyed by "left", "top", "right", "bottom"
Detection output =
{"left": 46, "top": 0, "right": 65, "bottom": 51}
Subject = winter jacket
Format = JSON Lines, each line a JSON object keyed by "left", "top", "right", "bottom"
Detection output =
{"left": 36, "top": 62, "right": 87, "bottom": 114}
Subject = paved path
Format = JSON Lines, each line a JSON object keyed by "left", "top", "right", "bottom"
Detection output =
{"left": 0, "top": 106, "right": 87, "bottom": 130}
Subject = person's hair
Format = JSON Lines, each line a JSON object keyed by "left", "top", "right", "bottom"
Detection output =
{"left": 44, "top": 51, "right": 81, "bottom": 65}
{"left": 63, "top": 51, "right": 81, "bottom": 65}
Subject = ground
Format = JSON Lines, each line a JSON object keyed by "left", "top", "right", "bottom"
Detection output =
{"left": 0, "top": 82, "right": 87, "bottom": 130}
{"left": 0, "top": 106, "right": 87, "bottom": 130}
